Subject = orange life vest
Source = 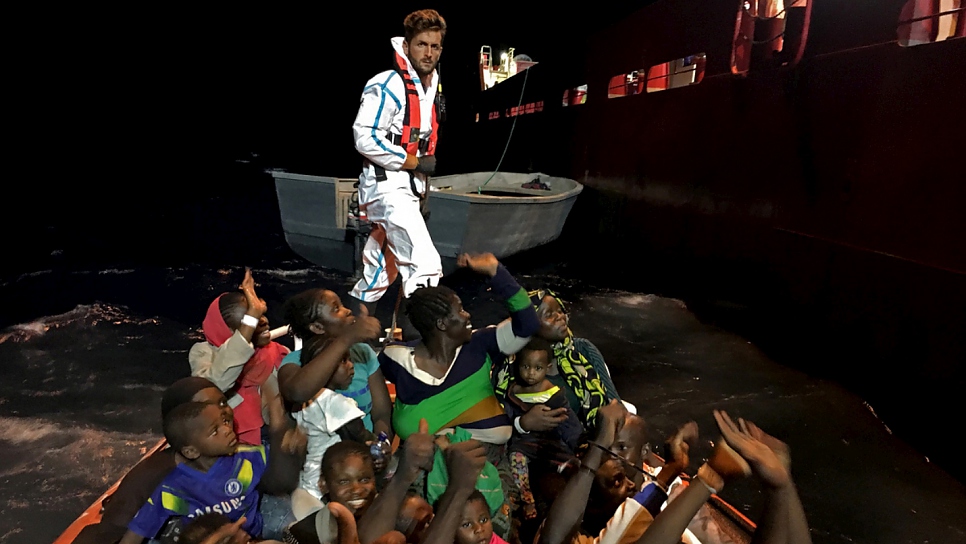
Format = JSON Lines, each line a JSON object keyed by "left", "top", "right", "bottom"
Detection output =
{"left": 393, "top": 50, "right": 438, "bottom": 156}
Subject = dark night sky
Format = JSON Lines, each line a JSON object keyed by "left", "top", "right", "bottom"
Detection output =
{"left": 5, "top": 4, "right": 651, "bottom": 276}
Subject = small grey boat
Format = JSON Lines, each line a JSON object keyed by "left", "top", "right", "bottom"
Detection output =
{"left": 271, "top": 171, "right": 583, "bottom": 274}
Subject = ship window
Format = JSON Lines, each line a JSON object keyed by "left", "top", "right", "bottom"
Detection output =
{"left": 506, "top": 101, "right": 545, "bottom": 117}
{"left": 607, "top": 71, "right": 645, "bottom": 98}
{"left": 646, "top": 54, "right": 706, "bottom": 93}
{"left": 898, "top": 0, "right": 965, "bottom": 46}
{"left": 732, "top": 0, "right": 811, "bottom": 74}
{"left": 562, "top": 85, "right": 588, "bottom": 107}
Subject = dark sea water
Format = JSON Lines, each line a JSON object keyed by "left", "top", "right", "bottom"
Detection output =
{"left": 2, "top": 244, "right": 965, "bottom": 544}
{"left": 1, "top": 165, "right": 965, "bottom": 544}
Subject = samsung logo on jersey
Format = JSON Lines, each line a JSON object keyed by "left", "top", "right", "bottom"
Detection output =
{"left": 191, "top": 496, "right": 246, "bottom": 517}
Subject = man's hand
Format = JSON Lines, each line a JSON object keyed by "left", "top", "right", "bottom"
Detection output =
{"left": 666, "top": 421, "right": 699, "bottom": 468}
{"left": 198, "top": 517, "right": 251, "bottom": 544}
{"left": 456, "top": 253, "right": 499, "bottom": 277}
{"left": 444, "top": 439, "right": 487, "bottom": 491}
{"left": 713, "top": 410, "right": 789, "bottom": 489}
{"left": 400, "top": 418, "right": 436, "bottom": 480}
{"left": 595, "top": 399, "right": 628, "bottom": 448}
{"left": 519, "top": 405, "right": 568, "bottom": 432}
{"left": 345, "top": 304, "right": 382, "bottom": 344}
{"left": 414, "top": 155, "right": 436, "bottom": 176}
{"left": 240, "top": 268, "right": 267, "bottom": 318}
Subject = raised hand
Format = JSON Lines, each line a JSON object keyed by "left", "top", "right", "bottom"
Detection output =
{"left": 400, "top": 418, "right": 436, "bottom": 479}
{"left": 744, "top": 419, "right": 791, "bottom": 473}
{"left": 346, "top": 303, "right": 382, "bottom": 344}
{"left": 595, "top": 399, "right": 628, "bottom": 447}
{"left": 456, "top": 253, "right": 499, "bottom": 277}
{"left": 667, "top": 421, "right": 699, "bottom": 466}
{"left": 444, "top": 439, "right": 488, "bottom": 491}
{"left": 519, "top": 404, "right": 568, "bottom": 432}
{"left": 713, "top": 410, "right": 791, "bottom": 489}
{"left": 280, "top": 426, "right": 309, "bottom": 456}
{"left": 240, "top": 268, "right": 267, "bottom": 318}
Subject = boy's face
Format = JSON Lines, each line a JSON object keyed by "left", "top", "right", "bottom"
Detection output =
{"left": 456, "top": 499, "right": 492, "bottom": 544}
{"left": 191, "top": 387, "right": 234, "bottom": 427}
{"left": 186, "top": 404, "right": 238, "bottom": 459}
{"left": 329, "top": 354, "right": 355, "bottom": 391}
{"left": 517, "top": 350, "right": 549, "bottom": 386}
{"left": 229, "top": 299, "right": 272, "bottom": 347}
{"left": 320, "top": 454, "right": 376, "bottom": 518}
{"left": 396, "top": 495, "right": 434, "bottom": 544}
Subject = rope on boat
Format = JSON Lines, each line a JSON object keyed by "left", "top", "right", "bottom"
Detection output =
{"left": 478, "top": 68, "right": 530, "bottom": 194}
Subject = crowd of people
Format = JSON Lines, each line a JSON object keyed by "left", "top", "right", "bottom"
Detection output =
{"left": 72, "top": 253, "right": 811, "bottom": 544}
{"left": 71, "top": 8, "right": 811, "bottom": 544}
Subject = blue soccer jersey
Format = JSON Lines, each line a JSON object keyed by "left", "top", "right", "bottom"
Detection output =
{"left": 128, "top": 445, "right": 267, "bottom": 539}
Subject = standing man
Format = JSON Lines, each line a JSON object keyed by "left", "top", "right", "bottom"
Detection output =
{"left": 349, "top": 9, "right": 446, "bottom": 324}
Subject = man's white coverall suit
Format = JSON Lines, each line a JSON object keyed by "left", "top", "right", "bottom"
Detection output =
{"left": 350, "top": 36, "right": 443, "bottom": 303}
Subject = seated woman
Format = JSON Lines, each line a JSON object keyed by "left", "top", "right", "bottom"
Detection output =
{"left": 378, "top": 253, "right": 539, "bottom": 449}
{"left": 278, "top": 287, "right": 391, "bottom": 438}
{"left": 377, "top": 253, "right": 543, "bottom": 540}
{"left": 493, "top": 288, "right": 619, "bottom": 435}
{"left": 188, "top": 268, "right": 289, "bottom": 445}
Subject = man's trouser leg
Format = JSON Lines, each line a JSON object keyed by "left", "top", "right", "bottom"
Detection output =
{"left": 352, "top": 191, "right": 442, "bottom": 298}
{"left": 350, "top": 221, "right": 398, "bottom": 304}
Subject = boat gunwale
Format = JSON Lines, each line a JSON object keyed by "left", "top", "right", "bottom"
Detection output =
{"left": 270, "top": 170, "right": 584, "bottom": 205}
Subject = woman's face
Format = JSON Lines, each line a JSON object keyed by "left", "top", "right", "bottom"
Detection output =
{"left": 537, "top": 296, "right": 569, "bottom": 342}
{"left": 441, "top": 294, "right": 473, "bottom": 344}
{"left": 311, "top": 290, "right": 355, "bottom": 337}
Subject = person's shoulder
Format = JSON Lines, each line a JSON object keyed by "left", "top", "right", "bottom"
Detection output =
{"left": 364, "top": 69, "right": 404, "bottom": 91}
{"left": 234, "top": 444, "right": 268, "bottom": 465}
{"left": 281, "top": 349, "right": 302, "bottom": 367}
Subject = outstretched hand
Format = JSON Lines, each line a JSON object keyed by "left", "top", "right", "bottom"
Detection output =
{"left": 456, "top": 253, "right": 499, "bottom": 277}
{"left": 240, "top": 268, "right": 267, "bottom": 318}
{"left": 713, "top": 410, "right": 791, "bottom": 489}
{"left": 346, "top": 304, "right": 382, "bottom": 344}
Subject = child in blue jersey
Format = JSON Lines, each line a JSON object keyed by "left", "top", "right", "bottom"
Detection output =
{"left": 279, "top": 288, "right": 392, "bottom": 438}
{"left": 119, "top": 398, "right": 302, "bottom": 544}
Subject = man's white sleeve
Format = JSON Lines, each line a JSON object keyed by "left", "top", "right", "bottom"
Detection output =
{"left": 352, "top": 72, "right": 408, "bottom": 171}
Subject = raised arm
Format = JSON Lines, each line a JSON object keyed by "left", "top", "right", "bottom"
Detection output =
{"left": 358, "top": 419, "right": 436, "bottom": 544}
{"left": 457, "top": 253, "right": 540, "bottom": 352}
{"left": 539, "top": 400, "right": 626, "bottom": 544}
{"left": 420, "top": 439, "right": 488, "bottom": 544}
{"left": 715, "top": 412, "right": 812, "bottom": 544}
{"left": 259, "top": 375, "right": 306, "bottom": 496}
{"left": 188, "top": 269, "right": 266, "bottom": 392}
{"left": 278, "top": 307, "right": 381, "bottom": 405}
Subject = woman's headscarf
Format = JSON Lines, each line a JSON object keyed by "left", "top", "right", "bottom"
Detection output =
{"left": 493, "top": 289, "right": 607, "bottom": 429}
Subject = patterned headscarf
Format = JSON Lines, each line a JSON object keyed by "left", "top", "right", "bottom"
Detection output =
{"left": 493, "top": 289, "right": 607, "bottom": 429}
